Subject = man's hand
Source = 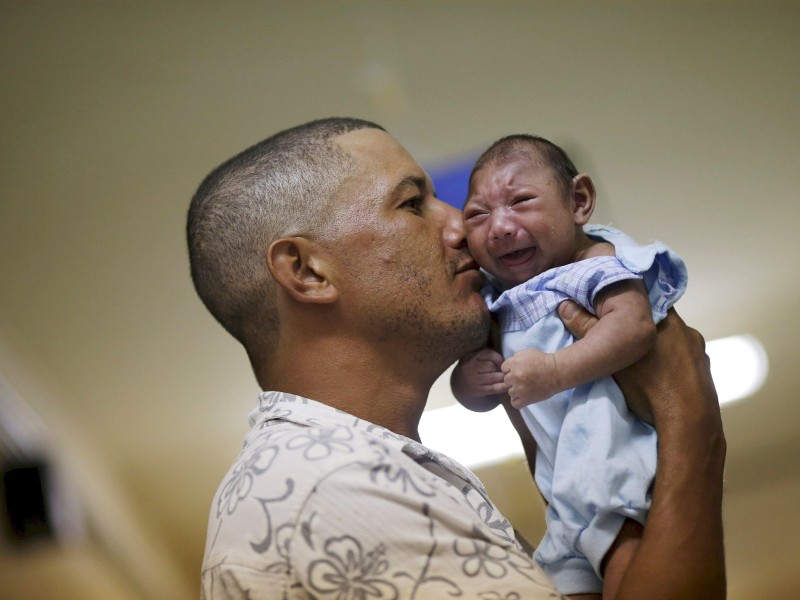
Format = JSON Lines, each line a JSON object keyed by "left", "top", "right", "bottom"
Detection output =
{"left": 557, "top": 300, "right": 718, "bottom": 427}
{"left": 450, "top": 348, "right": 507, "bottom": 412}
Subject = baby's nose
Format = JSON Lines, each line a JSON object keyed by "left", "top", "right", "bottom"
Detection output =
{"left": 490, "top": 215, "right": 515, "bottom": 239}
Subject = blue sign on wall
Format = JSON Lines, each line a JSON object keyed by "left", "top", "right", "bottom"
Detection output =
{"left": 427, "top": 155, "right": 477, "bottom": 210}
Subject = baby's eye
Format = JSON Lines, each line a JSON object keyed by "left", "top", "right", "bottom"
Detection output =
{"left": 512, "top": 196, "right": 535, "bottom": 206}
{"left": 464, "top": 209, "right": 486, "bottom": 221}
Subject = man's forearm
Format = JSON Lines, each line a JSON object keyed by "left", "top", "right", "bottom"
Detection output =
{"left": 614, "top": 311, "right": 727, "bottom": 600}
{"left": 617, "top": 406, "right": 726, "bottom": 599}
{"left": 558, "top": 303, "right": 727, "bottom": 600}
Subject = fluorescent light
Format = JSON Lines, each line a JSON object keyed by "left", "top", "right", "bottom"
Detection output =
{"left": 706, "top": 334, "right": 768, "bottom": 405}
{"left": 418, "top": 403, "right": 522, "bottom": 468}
{"left": 421, "top": 334, "right": 767, "bottom": 467}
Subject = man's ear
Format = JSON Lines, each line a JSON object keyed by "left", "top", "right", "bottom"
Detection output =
{"left": 570, "top": 173, "right": 597, "bottom": 225}
{"left": 267, "top": 237, "right": 339, "bottom": 304}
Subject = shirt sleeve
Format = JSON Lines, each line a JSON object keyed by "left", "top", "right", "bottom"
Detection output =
{"left": 290, "top": 454, "right": 565, "bottom": 600}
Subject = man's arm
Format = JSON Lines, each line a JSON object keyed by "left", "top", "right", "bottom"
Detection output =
{"left": 558, "top": 301, "right": 727, "bottom": 600}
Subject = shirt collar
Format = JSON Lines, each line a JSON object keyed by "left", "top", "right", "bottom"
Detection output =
{"left": 249, "top": 390, "right": 484, "bottom": 489}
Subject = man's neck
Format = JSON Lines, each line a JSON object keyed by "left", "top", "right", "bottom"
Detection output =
{"left": 258, "top": 337, "right": 436, "bottom": 441}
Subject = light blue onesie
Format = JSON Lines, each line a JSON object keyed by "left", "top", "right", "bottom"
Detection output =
{"left": 484, "top": 224, "right": 687, "bottom": 595}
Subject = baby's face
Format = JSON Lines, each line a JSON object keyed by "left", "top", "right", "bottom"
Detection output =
{"left": 464, "top": 158, "right": 580, "bottom": 286}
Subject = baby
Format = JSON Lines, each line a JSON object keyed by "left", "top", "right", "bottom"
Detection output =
{"left": 451, "top": 134, "right": 687, "bottom": 597}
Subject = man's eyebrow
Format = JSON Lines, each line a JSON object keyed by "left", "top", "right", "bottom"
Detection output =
{"left": 393, "top": 175, "right": 427, "bottom": 195}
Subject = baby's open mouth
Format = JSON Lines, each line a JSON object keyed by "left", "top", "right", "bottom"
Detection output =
{"left": 499, "top": 247, "right": 535, "bottom": 266}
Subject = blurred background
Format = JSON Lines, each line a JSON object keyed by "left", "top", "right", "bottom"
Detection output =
{"left": 1, "top": 2, "right": 798, "bottom": 598}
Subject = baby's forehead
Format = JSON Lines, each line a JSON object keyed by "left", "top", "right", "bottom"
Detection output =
{"left": 471, "top": 150, "right": 553, "bottom": 185}
{"left": 492, "top": 149, "right": 550, "bottom": 171}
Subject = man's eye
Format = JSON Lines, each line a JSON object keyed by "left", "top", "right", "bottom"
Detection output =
{"left": 401, "top": 196, "right": 423, "bottom": 213}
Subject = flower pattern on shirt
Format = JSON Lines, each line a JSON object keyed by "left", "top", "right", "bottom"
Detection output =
{"left": 455, "top": 538, "right": 511, "bottom": 578}
{"left": 216, "top": 444, "right": 278, "bottom": 517}
{"left": 202, "top": 392, "right": 566, "bottom": 599}
{"left": 364, "top": 439, "right": 437, "bottom": 497}
{"left": 249, "top": 478, "right": 295, "bottom": 554}
{"left": 286, "top": 426, "right": 355, "bottom": 461}
{"left": 264, "top": 522, "right": 295, "bottom": 575}
{"left": 463, "top": 484, "right": 516, "bottom": 544}
{"left": 308, "top": 535, "right": 399, "bottom": 600}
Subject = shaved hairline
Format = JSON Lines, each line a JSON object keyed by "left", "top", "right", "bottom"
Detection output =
{"left": 186, "top": 118, "right": 385, "bottom": 363}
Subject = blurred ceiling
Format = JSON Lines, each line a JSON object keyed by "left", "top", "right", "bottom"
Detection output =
{"left": 1, "top": 2, "right": 799, "bottom": 599}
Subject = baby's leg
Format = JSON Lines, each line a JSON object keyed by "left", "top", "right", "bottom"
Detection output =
{"left": 601, "top": 518, "right": 644, "bottom": 599}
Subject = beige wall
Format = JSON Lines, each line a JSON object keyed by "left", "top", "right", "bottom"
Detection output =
{"left": 2, "top": 2, "right": 799, "bottom": 598}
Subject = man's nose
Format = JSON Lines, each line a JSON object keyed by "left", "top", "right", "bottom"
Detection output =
{"left": 437, "top": 199, "right": 468, "bottom": 250}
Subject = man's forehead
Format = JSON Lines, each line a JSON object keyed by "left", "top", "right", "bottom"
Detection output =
{"left": 340, "top": 128, "right": 411, "bottom": 160}
{"left": 336, "top": 128, "right": 428, "bottom": 188}
{"left": 337, "top": 127, "right": 391, "bottom": 152}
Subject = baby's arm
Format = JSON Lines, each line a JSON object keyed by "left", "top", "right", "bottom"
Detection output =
{"left": 503, "top": 278, "right": 656, "bottom": 408}
{"left": 450, "top": 348, "right": 508, "bottom": 412}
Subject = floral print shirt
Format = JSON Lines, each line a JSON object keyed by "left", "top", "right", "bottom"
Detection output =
{"left": 201, "top": 391, "right": 563, "bottom": 599}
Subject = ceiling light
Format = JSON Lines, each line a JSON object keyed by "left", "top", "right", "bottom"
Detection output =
{"left": 706, "top": 334, "right": 768, "bottom": 405}
{"left": 418, "top": 403, "right": 521, "bottom": 468}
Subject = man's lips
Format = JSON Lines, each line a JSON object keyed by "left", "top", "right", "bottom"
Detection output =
{"left": 498, "top": 246, "right": 536, "bottom": 267}
{"left": 455, "top": 258, "right": 480, "bottom": 274}
{"left": 453, "top": 257, "right": 484, "bottom": 289}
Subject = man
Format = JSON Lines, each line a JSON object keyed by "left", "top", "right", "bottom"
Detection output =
{"left": 188, "top": 118, "right": 726, "bottom": 599}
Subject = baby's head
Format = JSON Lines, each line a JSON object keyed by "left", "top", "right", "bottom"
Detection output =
{"left": 463, "top": 134, "right": 596, "bottom": 286}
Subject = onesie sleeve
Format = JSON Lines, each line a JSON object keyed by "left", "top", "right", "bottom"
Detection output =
{"left": 584, "top": 224, "right": 688, "bottom": 322}
{"left": 543, "top": 255, "right": 644, "bottom": 313}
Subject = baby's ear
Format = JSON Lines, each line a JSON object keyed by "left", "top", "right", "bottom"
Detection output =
{"left": 267, "top": 237, "right": 339, "bottom": 304}
{"left": 571, "top": 173, "right": 596, "bottom": 225}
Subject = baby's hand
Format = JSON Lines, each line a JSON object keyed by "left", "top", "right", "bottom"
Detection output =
{"left": 502, "top": 348, "right": 561, "bottom": 408}
{"left": 451, "top": 349, "right": 508, "bottom": 411}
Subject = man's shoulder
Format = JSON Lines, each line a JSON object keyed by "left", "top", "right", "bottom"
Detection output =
{"left": 219, "top": 418, "right": 428, "bottom": 510}
{"left": 204, "top": 420, "right": 415, "bottom": 572}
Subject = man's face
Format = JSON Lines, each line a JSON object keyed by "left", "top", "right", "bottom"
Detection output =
{"left": 326, "top": 128, "right": 490, "bottom": 365}
{"left": 464, "top": 157, "right": 580, "bottom": 286}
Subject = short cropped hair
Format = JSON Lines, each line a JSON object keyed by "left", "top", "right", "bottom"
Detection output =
{"left": 470, "top": 134, "right": 579, "bottom": 196}
{"left": 187, "top": 117, "right": 385, "bottom": 348}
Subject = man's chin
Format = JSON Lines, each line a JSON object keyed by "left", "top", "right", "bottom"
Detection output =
{"left": 419, "top": 300, "right": 490, "bottom": 366}
{"left": 460, "top": 307, "right": 492, "bottom": 355}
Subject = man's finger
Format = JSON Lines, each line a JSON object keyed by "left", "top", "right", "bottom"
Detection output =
{"left": 485, "top": 382, "right": 509, "bottom": 394}
{"left": 558, "top": 300, "right": 598, "bottom": 340}
{"left": 477, "top": 349, "right": 505, "bottom": 366}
